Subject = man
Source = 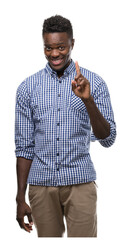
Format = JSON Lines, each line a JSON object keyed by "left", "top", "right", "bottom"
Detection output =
{"left": 15, "top": 15, "right": 116, "bottom": 237}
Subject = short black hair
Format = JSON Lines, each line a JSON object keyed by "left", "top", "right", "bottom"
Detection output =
{"left": 42, "top": 15, "right": 73, "bottom": 39}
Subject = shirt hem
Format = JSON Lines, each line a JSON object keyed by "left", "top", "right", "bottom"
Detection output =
{"left": 27, "top": 177, "right": 96, "bottom": 187}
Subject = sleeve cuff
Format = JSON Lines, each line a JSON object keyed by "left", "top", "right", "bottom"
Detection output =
{"left": 91, "top": 124, "right": 116, "bottom": 148}
{"left": 15, "top": 150, "right": 34, "bottom": 160}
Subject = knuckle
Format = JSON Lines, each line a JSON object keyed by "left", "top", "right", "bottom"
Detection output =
{"left": 26, "top": 207, "right": 31, "bottom": 214}
{"left": 27, "top": 211, "right": 32, "bottom": 217}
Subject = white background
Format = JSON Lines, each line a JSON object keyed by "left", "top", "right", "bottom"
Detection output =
{"left": 0, "top": 0, "right": 131, "bottom": 239}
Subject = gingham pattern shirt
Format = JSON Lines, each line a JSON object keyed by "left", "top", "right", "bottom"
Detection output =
{"left": 15, "top": 60, "right": 116, "bottom": 186}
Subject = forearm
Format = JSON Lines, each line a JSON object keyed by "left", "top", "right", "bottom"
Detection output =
{"left": 82, "top": 96, "right": 110, "bottom": 139}
{"left": 16, "top": 157, "right": 32, "bottom": 203}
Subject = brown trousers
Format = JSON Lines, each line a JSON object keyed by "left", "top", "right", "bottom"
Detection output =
{"left": 29, "top": 182, "right": 97, "bottom": 237}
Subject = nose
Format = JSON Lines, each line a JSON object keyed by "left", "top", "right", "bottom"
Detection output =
{"left": 51, "top": 49, "right": 59, "bottom": 58}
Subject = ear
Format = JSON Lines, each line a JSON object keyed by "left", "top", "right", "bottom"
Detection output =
{"left": 71, "top": 39, "right": 75, "bottom": 49}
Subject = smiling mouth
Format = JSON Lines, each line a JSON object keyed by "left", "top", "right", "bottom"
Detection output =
{"left": 50, "top": 58, "right": 64, "bottom": 66}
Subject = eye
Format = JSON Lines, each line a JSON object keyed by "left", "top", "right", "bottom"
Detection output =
{"left": 58, "top": 46, "right": 65, "bottom": 51}
{"left": 45, "top": 46, "right": 51, "bottom": 51}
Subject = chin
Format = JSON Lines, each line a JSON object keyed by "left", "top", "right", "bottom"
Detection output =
{"left": 50, "top": 63, "right": 66, "bottom": 72}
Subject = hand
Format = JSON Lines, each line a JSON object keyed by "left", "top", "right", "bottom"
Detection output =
{"left": 72, "top": 61, "right": 91, "bottom": 100}
{"left": 16, "top": 202, "right": 33, "bottom": 233}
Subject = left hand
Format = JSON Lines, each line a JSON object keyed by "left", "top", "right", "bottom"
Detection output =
{"left": 16, "top": 202, "right": 33, "bottom": 233}
{"left": 72, "top": 61, "right": 91, "bottom": 100}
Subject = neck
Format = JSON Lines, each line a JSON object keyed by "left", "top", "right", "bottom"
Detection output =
{"left": 56, "top": 59, "right": 72, "bottom": 78}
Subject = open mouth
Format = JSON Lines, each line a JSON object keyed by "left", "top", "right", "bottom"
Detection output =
{"left": 50, "top": 58, "right": 64, "bottom": 66}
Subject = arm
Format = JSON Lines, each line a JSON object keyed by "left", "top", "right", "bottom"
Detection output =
{"left": 16, "top": 157, "right": 33, "bottom": 232}
{"left": 72, "top": 62, "right": 116, "bottom": 146}
{"left": 82, "top": 96, "right": 110, "bottom": 139}
{"left": 16, "top": 157, "right": 32, "bottom": 203}
{"left": 15, "top": 80, "right": 35, "bottom": 232}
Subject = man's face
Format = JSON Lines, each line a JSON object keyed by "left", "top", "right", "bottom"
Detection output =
{"left": 43, "top": 32, "right": 74, "bottom": 75}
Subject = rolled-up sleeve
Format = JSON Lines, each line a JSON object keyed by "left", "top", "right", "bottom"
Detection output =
{"left": 15, "top": 80, "right": 35, "bottom": 159}
{"left": 91, "top": 76, "right": 116, "bottom": 147}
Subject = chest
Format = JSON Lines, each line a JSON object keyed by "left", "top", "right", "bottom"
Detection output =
{"left": 30, "top": 76, "right": 89, "bottom": 122}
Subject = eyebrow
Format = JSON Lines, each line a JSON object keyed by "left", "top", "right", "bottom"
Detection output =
{"left": 44, "top": 42, "right": 66, "bottom": 46}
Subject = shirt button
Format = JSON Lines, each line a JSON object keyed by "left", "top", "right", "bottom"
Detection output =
{"left": 57, "top": 168, "right": 59, "bottom": 171}
{"left": 58, "top": 108, "right": 60, "bottom": 111}
{"left": 58, "top": 94, "right": 60, "bottom": 97}
{"left": 57, "top": 138, "right": 59, "bottom": 141}
{"left": 57, "top": 123, "right": 60, "bottom": 126}
{"left": 57, "top": 153, "right": 59, "bottom": 156}
{"left": 59, "top": 80, "right": 62, "bottom": 83}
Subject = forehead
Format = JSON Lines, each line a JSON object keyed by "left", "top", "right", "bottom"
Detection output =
{"left": 43, "top": 32, "right": 70, "bottom": 45}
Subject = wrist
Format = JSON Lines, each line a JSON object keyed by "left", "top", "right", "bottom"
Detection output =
{"left": 82, "top": 95, "right": 94, "bottom": 104}
{"left": 16, "top": 192, "right": 26, "bottom": 204}
{"left": 16, "top": 197, "right": 25, "bottom": 204}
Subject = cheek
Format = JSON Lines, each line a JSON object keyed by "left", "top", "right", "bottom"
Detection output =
{"left": 44, "top": 52, "right": 50, "bottom": 60}
{"left": 44, "top": 49, "right": 48, "bottom": 55}
{"left": 64, "top": 48, "right": 72, "bottom": 58}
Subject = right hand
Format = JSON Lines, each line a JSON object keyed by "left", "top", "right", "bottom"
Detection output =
{"left": 71, "top": 61, "right": 91, "bottom": 100}
{"left": 16, "top": 202, "right": 33, "bottom": 233}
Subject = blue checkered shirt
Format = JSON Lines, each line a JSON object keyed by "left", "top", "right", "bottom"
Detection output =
{"left": 15, "top": 60, "right": 116, "bottom": 186}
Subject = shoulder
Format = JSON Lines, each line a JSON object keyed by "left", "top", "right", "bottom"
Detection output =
{"left": 80, "top": 66, "right": 105, "bottom": 85}
{"left": 16, "top": 68, "right": 45, "bottom": 97}
{"left": 79, "top": 66, "right": 108, "bottom": 93}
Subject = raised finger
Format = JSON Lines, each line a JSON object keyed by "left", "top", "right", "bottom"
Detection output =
{"left": 75, "top": 61, "right": 81, "bottom": 76}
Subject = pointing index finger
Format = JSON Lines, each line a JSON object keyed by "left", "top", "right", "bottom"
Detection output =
{"left": 75, "top": 61, "right": 81, "bottom": 76}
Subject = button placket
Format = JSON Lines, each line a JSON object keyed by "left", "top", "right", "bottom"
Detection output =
{"left": 56, "top": 78, "right": 62, "bottom": 173}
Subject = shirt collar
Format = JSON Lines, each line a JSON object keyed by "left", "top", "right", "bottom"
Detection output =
{"left": 44, "top": 60, "right": 76, "bottom": 77}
